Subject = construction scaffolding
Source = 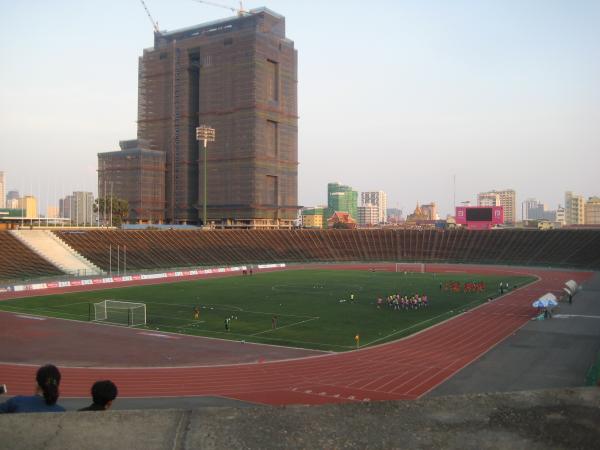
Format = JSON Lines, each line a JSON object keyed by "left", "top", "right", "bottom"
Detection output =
{"left": 98, "top": 140, "right": 166, "bottom": 223}
{"left": 136, "top": 8, "right": 298, "bottom": 227}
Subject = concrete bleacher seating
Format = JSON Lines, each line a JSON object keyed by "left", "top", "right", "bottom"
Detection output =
{"left": 11, "top": 230, "right": 103, "bottom": 277}
{"left": 0, "top": 232, "right": 64, "bottom": 281}
{"left": 51, "top": 228, "right": 600, "bottom": 273}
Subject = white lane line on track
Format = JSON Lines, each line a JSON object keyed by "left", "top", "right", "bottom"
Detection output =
{"left": 553, "top": 314, "right": 600, "bottom": 319}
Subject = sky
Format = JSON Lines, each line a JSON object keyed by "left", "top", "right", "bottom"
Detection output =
{"left": 0, "top": 0, "right": 599, "bottom": 218}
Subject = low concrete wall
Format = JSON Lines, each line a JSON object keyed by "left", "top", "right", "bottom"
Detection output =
{"left": 1, "top": 388, "right": 599, "bottom": 450}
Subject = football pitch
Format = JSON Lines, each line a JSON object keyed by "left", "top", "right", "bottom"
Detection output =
{"left": 0, "top": 269, "right": 535, "bottom": 351}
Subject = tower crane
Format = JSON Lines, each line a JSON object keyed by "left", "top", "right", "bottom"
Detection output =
{"left": 138, "top": 0, "right": 161, "bottom": 34}
{"left": 190, "top": 0, "right": 249, "bottom": 17}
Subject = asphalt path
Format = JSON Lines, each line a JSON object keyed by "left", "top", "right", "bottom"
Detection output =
{"left": 429, "top": 273, "right": 600, "bottom": 397}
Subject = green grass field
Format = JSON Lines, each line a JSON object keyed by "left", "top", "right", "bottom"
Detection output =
{"left": 0, "top": 269, "right": 534, "bottom": 351}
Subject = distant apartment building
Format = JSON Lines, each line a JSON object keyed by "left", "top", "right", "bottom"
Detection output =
{"left": 0, "top": 172, "right": 5, "bottom": 209}
{"left": 328, "top": 182, "right": 358, "bottom": 221}
{"left": 17, "top": 196, "right": 37, "bottom": 218}
{"left": 522, "top": 198, "right": 556, "bottom": 221}
{"left": 585, "top": 197, "right": 600, "bottom": 225}
{"left": 386, "top": 208, "right": 403, "bottom": 223}
{"left": 301, "top": 207, "right": 325, "bottom": 229}
{"left": 6, "top": 190, "right": 20, "bottom": 209}
{"left": 361, "top": 191, "right": 387, "bottom": 223}
{"left": 556, "top": 205, "right": 566, "bottom": 226}
{"left": 522, "top": 198, "right": 538, "bottom": 221}
{"left": 6, "top": 190, "right": 19, "bottom": 202}
{"left": 60, "top": 192, "right": 94, "bottom": 225}
{"left": 477, "top": 192, "right": 500, "bottom": 207}
{"left": 59, "top": 195, "right": 73, "bottom": 220}
{"left": 478, "top": 190, "right": 516, "bottom": 223}
{"left": 357, "top": 205, "right": 379, "bottom": 227}
{"left": 565, "top": 191, "right": 585, "bottom": 225}
{"left": 99, "top": 140, "right": 165, "bottom": 224}
{"left": 420, "top": 202, "right": 438, "bottom": 221}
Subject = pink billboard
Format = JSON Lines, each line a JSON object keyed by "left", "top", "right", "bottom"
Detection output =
{"left": 455, "top": 206, "right": 504, "bottom": 230}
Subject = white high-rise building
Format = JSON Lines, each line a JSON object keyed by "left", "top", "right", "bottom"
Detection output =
{"left": 477, "top": 192, "right": 500, "bottom": 207}
{"left": 361, "top": 191, "right": 387, "bottom": 223}
{"left": 0, "top": 171, "right": 5, "bottom": 209}
{"left": 478, "top": 189, "right": 516, "bottom": 223}
{"left": 357, "top": 205, "right": 379, "bottom": 227}
{"left": 556, "top": 206, "right": 566, "bottom": 226}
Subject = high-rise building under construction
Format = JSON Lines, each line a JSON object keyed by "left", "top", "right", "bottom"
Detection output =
{"left": 100, "top": 8, "right": 298, "bottom": 227}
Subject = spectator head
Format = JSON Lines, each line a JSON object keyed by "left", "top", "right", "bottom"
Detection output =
{"left": 91, "top": 380, "right": 118, "bottom": 409}
{"left": 36, "top": 364, "right": 61, "bottom": 405}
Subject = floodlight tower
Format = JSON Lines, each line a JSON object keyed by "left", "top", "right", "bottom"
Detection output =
{"left": 196, "top": 125, "right": 216, "bottom": 227}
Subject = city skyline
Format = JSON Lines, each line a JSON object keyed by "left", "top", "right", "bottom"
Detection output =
{"left": 1, "top": 1, "right": 599, "bottom": 217}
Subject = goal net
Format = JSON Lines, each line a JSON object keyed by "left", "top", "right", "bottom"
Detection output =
{"left": 395, "top": 263, "right": 426, "bottom": 274}
{"left": 92, "top": 300, "right": 146, "bottom": 326}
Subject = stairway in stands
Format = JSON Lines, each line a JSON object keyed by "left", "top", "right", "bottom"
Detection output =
{"left": 10, "top": 230, "right": 104, "bottom": 277}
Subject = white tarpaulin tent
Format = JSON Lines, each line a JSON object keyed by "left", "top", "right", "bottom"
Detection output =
{"left": 564, "top": 280, "right": 579, "bottom": 297}
{"left": 539, "top": 293, "right": 557, "bottom": 302}
{"left": 532, "top": 293, "right": 558, "bottom": 308}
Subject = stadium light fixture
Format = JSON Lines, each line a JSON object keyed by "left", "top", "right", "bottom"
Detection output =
{"left": 196, "top": 125, "right": 216, "bottom": 228}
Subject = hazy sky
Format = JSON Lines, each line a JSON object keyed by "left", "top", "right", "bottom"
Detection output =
{"left": 1, "top": 0, "right": 599, "bottom": 217}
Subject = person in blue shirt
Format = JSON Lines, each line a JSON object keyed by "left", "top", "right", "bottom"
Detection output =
{"left": 0, "top": 364, "right": 65, "bottom": 413}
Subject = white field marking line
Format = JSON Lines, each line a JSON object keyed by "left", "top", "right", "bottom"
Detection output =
{"left": 553, "top": 314, "right": 600, "bottom": 319}
{"left": 148, "top": 301, "right": 317, "bottom": 319}
{"left": 173, "top": 321, "right": 207, "bottom": 330}
{"left": 138, "top": 332, "right": 180, "bottom": 339}
{"left": 250, "top": 317, "right": 320, "bottom": 336}
{"left": 0, "top": 305, "right": 85, "bottom": 320}
{"left": 149, "top": 310, "right": 317, "bottom": 325}
{"left": 45, "top": 301, "right": 93, "bottom": 309}
{"left": 15, "top": 315, "right": 46, "bottom": 321}
{"left": 158, "top": 325, "right": 350, "bottom": 351}
{"left": 270, "top": 283, "right": 364, "bottom": 292}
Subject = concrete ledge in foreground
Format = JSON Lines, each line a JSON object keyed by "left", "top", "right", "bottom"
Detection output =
{"left": 1, "top": 388, "right": 599, "bottom": 450}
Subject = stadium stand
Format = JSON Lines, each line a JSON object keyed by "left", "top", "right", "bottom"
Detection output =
{"left": 50, "top": 229, "right": 600, "bottom": 272}
{"left": 0, "top": 232, "right": 64, "bottom": 281}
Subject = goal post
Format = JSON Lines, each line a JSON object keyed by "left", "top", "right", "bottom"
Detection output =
{"left": 92, "top": 300, "right": 146, "bottom": 326}
{"left": 395, "top": 263, "right": 426, "bottom": 274}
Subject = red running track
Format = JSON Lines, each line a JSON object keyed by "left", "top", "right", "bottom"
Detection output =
{"left": 0, "top": 264, "right": 592, "bottom": 405}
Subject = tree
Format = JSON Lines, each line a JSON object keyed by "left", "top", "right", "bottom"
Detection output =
{"left": 94, "top": 197, "right": 129, "bottom": 227}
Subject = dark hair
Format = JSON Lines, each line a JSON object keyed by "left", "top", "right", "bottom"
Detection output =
{"left": 91, "top": 380, "right": 118, "bottom": 407}
{"left": 36, "top": 364, "right": 61, "bottom": 405}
